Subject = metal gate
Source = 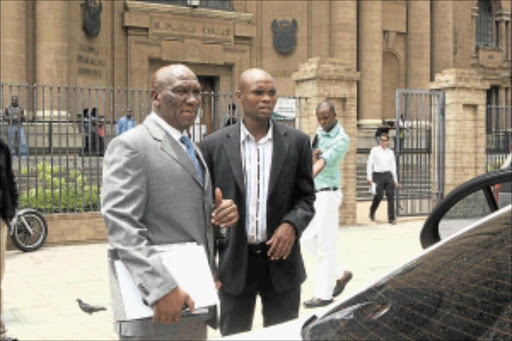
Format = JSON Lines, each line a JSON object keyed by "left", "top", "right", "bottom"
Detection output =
{"left": 395, "top": 89, "right": 445, "bottom": 216}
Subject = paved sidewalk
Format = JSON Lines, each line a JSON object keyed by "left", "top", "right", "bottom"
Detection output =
{"left": 2, "top": 203, "right": 425, "bottom": 340}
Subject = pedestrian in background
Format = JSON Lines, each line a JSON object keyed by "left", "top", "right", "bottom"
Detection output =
{"left": 367, "top": 133, "right": 400, "bottom": 225}
{"left": 116, "top": 108, "right": 137, "bottom": 136}
{"left": 4, "top": 95, "right": 27, "bottom": 157}
{"left": 374, "top": 119, "right": 392, "bottom": 145}
{"left": 301, "top": 101, "right": 353, "bottom": 308}
{"left": 101, "top": 64, "right": 237, "bottom": 340}
{"left": 201, "top": 68, "right": 315, "bottom": 336}
{"left": 88, "top": 108, "right": 101, "bottom": 155}
{"left": 220, "top": 103, "right": 238, "bottom": 128}
{"left": 0, "top": 137, "right": 19, "bottom": 341}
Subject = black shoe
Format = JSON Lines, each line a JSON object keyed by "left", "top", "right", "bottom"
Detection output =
{"left": 303, "top": 297, "right": 333, "bottom": 308}
{"left": 389, "top": 219, "right": 396, "bottom": 225}
{"left": 332, "top": 271, "right": 353, "bottom": 297}
{"left": 369, "top": 211, "right": 375, "bottom": 221}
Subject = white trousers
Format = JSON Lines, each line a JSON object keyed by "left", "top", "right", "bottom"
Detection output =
{"left": 301, "top": 190, "right": 343, "bottom": 300}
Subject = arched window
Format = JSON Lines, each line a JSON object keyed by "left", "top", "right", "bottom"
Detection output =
{"left": 476, "top": 0, "right": 494, "bottom": 47}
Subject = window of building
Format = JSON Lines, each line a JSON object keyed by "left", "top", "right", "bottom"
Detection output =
{"left": 140, "top": 0, "right": 233, "bottom": 11}
{"left": 476, "top": 0, "right": 495, "bottom": 47}
{"left": 486, "top": 85, "right": 500, "bottom": 106}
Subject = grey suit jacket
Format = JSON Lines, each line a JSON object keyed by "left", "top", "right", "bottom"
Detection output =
{"left": 101, "top": 116, "right": 215, "bottom": 336}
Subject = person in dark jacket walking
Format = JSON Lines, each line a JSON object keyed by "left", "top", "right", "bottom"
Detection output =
{"left": 0, "top": 137, "right": 19, "bottom": 341}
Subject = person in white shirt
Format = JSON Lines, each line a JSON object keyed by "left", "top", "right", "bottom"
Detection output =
{"left": 367, "top": 133, "right": 400, "bottom": 224}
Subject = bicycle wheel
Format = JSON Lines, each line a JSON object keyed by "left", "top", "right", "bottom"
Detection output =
{"left": 10, "top": 210, "right": 48, "bottom": 252}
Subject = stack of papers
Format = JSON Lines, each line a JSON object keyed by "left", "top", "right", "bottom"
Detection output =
{"left": 114, "top": 242, "right": 219, "bottom": 320}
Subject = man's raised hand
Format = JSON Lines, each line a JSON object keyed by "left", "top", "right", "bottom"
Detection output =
{"left": 211, "top": 188, "right": 238, "bottom": 228}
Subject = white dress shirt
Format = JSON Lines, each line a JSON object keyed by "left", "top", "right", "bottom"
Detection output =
{"left": 366, "top": 145, "right": 397, "bottom": 182}
{"left": 241, "top": 121, "right": 273, "bottom": 244}
{"left": 149, "top": 112, "right": 187, "bottom": 152}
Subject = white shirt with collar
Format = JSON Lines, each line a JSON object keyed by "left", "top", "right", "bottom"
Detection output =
{"left": 240, "top": 120, "right": 273, "bottom": 244}
{"left": 149, "top": 112, "right": 188, "bottom": 153}
{"left": 366, "top": 145, "right": 397, "bottom": 182}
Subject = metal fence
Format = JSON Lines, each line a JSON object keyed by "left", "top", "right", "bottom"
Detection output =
{"left": 0, "top": 82, "right": 302, "bottom": 213}
{"left": 486, "top": 105, "right": 512, "bottom": 172}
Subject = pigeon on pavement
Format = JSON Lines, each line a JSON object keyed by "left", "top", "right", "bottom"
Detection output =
{"left": 76, "top": 298, "right": 107, "bottom": 314}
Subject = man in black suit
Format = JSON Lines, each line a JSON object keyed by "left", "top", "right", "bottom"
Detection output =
{"left": 201, "top": 68, "right": 315, "bottom": 336}
{"left": 0, "top": 138, "right": 19, "bottom": 341}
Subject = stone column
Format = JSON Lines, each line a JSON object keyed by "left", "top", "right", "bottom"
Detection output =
{"left": 35, "top": 1, "right": 69, "bottom": 86}
{"left": 0, "top": 0, "right": 27, "bottom": 84}
{"left": 471, "top": 6, "right": 479, "bottom": 59}
{"left": 431, "top": 69, "right": 489, "bottom": 194}
{"left": 432, "top": 1, "right": 454, "bottom": 75}
{"left": 495, "top": 11, "right": 510, "bottom": 61}
{"left": 35, "top": 1, "right": 70, "bottom": 117}
{"left": 293, "top": 58, "right": 360, "bottom": 225}
{"left": 330, "top": 0, "right": 357, "bottom": 70}
{"left": 358, "top": 0, "right": 382, "bottom": 124}
{"left": 406, "top": 0, "right": 430, "bottom": 89}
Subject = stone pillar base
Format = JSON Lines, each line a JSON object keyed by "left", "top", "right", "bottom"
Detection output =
{"left": 430, "top": 68, "right": 489, "bottom": 194}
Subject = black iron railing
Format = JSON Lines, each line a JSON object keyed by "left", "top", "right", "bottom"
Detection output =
{"left": 1, "top": 82, "right": 300, "bottom": 213}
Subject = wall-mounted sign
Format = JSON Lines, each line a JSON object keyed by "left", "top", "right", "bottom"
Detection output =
{"left": 272, "top": 19, "right": 297, "bottom": 54}
{"left": 76, "top": 43, "right": 105, "bottom": 79}
{"left": 149, "top": 14, "right": 234, "bottom": 44}
{"left": 81, "top": 0, "right": 103, "bottom": 38}
{"left": 273, "top": 98, "right": 297, "bottom": 119}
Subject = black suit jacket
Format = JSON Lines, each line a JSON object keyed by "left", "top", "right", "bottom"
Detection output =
{"left": 0, "top": 138, "right": 18, "bottom": 224}
{"left": 200, "top": 120, "right": 315, "bottom": 295}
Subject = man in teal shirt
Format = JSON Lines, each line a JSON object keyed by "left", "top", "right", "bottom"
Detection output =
{"left": 302, "top": 101, "right": 353, "bottom": 308}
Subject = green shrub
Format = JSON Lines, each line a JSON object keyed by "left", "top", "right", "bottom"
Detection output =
{"left": 487, "top": 160, "right": 503, "bottom": 172}
{"left": 19, "top": 163, "right": 100, "bottom": 213}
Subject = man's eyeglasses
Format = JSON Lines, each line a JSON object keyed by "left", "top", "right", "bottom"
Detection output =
{"left": 380, "top": 138, "right": 389, "bottom": 142}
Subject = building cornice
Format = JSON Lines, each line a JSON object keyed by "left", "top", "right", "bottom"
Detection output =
{"left": 124, "top": 0, "right": 253, "bottom": 23}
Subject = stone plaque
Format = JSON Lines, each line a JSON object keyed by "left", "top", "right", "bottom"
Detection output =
{"left": 149, "top": 14, "right": 234, "bottom": 44}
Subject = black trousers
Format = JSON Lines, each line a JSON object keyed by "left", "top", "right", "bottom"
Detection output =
{"left": 218, "top": 250, "right": 301, "bottom": 336}
{"left": 370, "top": 172, "right": 395, "bottom": 221}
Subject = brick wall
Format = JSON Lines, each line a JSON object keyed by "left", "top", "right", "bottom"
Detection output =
{"left": 431, "top": 68, "right": 489, "bottom": 195}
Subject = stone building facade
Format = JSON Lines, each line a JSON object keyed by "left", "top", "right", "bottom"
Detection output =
{"left": 1, "top": 0, "right": 511, "bottom": 224}
{"left": 2, "top": 0, "right": 509, "bottom": 114}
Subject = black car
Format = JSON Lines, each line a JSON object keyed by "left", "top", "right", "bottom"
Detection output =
{"left": 302, "top": 168, "right": 512, "bottom": 340}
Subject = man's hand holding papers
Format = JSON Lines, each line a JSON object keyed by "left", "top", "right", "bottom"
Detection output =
{"left": 114, "top": 243, "right": 219, "bottom": 323}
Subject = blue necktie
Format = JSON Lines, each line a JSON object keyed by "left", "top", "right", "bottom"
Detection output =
{"left": 180, "top": 135, "right": 204, "bottom": 185}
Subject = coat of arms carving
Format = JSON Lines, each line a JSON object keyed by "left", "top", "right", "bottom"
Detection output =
{"left": 272, "top": 19, "right": 297, "bottom": 54}
{"left": 81, "top": 0, "right": 103, "bottom": 38}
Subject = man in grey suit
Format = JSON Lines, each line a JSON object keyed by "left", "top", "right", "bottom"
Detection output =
{"left": 201, "top": 68, "right": 316, "bottom": 336}
{"left": 101, "top": 64, "right": 238, "bottom": 340}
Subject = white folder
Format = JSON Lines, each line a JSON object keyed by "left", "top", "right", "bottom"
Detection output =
{"left": 114, "top": 242, "right": 219, "bottom": 320}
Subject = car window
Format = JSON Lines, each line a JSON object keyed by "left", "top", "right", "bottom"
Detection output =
{"left": 420, "top": 169, "right": 511, "bottom": 248}
{"left": 438, "top": 190, "right": 494, "bottom": 239}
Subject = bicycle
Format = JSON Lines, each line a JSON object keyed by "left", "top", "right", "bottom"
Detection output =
{"left": 8, "top": 208, "right": 48, "bottom": 252}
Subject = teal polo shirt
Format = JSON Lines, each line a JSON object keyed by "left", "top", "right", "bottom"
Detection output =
{"left": 314, "top": 122, "right": 350, "bottom": 190}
